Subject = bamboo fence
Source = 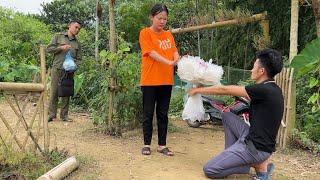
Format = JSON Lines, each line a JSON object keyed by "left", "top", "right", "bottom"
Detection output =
{"left": 0, "top": 45, "right": 49, "bottom": 154}
{"left": 275, "top": 68, "right": 294, "bottom": 149}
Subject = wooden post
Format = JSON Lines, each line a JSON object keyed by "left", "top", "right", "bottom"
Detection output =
{"left": 40, "top": 45, "right": 49, "bottom": 152}
{"left": 260, "top": 18, "right": 270, "bottom": 48}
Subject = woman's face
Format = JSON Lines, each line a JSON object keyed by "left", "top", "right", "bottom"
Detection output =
{"left": 150, "top": 11, "right": 168, "bottom": 31}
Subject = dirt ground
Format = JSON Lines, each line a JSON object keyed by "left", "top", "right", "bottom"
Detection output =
{"left": 0, "top": 102, "right": 319, "bottom": 180}
{"left": 48, "top": 113, "right": 319, "bottom": 180}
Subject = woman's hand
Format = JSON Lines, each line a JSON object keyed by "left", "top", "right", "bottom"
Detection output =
{"left": 168, "top": 59, "right": 179, "bottom": 66}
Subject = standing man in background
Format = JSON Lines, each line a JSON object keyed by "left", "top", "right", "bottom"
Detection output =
{"left": 47, "top": 20, "right": 82, "bottom": 122}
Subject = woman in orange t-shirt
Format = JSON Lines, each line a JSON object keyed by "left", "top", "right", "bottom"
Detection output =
{"left": 139, "top": 3, "right": 180, "bottom": 156}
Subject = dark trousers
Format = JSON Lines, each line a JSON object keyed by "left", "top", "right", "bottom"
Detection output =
{"left": 48, "top": 68, "right": 70, "bottom": 120}
{"left": 203, "top": 112, "right": 271, "bottom": 179}
{"left": 141, "top": 85, "right": 172, "bottom": 146}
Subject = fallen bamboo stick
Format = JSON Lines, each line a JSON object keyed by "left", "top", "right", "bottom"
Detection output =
{"left": 37, "top": 156, "right": 79, "bottom": 180}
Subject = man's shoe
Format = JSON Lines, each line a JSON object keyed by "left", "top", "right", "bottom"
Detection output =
{"left": 266, "top": 163, "right": 275, "bottom": 178}
{"left": 62, "top": 118, "right": 73, "bottom": 122}
{"left": 253, "top": 163, "right": 275, "bottom": 180}
{"left": 48, "top": 117, "right": 56, "bottom": 122}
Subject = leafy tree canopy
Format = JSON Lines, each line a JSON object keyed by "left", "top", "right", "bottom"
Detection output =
{"left": 0, "top": 7, "right": 52, "bottom": 82}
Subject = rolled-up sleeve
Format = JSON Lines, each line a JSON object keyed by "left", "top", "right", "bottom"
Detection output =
{"left": 46, "top": 34, "right": 62, "bottom": 54}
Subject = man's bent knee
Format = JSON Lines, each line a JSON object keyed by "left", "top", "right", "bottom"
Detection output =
{"left": 203, "top": 164, "right": 223, "bottom": 179}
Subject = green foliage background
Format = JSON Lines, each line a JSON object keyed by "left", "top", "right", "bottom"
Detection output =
{"left": 0, "top": 0, "right": 318, "bottom": 142}
{"left": 0, "top": 8, "right": 52, "bottom": 82}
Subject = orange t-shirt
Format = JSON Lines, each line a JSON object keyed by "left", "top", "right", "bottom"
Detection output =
{"left": 139, "top": 27, "right": 177, "bottom": 86}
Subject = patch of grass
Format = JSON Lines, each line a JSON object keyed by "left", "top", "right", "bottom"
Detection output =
{"left": 82, "top": 174, "right": 100, "bottom": 180}
{"left": 168, "top": 121, "right": 184, "bottom": 133}
{"left": 66, "top": 155, "right": 100, "bottom": 180}
{"left": 290, "top": 129, "right": 320, "bottom": 155}
{"left": 77, "top": 155, "right": 94, "bottom": 166}
{"left": 0, "top": 145, "right": 68, "bottom": 179}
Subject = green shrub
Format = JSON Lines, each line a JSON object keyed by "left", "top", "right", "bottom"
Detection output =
{"left": 79, "top": 38, "right": 142, "bottom": 134}
{"left": 0, "top": 7, "right": 52, "bottom": 82}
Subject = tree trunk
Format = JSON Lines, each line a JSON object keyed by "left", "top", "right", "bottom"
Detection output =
{"left": 285, "top": 0, "right": 298, "bottom": 149}
{"left": 95, "top": 0, "right": 100, "bottom": 62}
{"left": 108, "top": 0, "right": 117, "bottom": 131}
{"left": 196, "top": 0, "right": 201, "bottom": 56}
{"left": 312, "top": 0, "right": 320, "bottom": 37}
{"left": 108, "top": 0, "right": 116, "bottom": 53}
{"left": 289, "top": 0, "right": 299, "bottom": 61}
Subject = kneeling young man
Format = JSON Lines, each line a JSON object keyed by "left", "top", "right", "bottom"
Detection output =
{"left": 188, "top": 49, "right": 284, "bottom": 180}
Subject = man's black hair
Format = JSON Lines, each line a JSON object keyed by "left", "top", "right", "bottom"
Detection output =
{"left": 256, "top": 49, "right": 283, "bottom": 78}
{"left": 150, "top": 4, "right": 169, "bottom": 17}
{"left": 69, "top": 20, "right": 82, "bottom": 25}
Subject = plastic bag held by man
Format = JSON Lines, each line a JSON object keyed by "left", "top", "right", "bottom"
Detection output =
{"left": 177, "top": 56, "right": 223, "bottom": 122}
{"left": 182, "top": 93, "right": 206, "bottom": 122}
{"left": 63, "top": 50, "right": 77, "bottom": 72}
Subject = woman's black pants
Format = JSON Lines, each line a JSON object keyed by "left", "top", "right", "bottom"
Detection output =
{"left": 141, "top": 85, "right": 172, "bottom": 146}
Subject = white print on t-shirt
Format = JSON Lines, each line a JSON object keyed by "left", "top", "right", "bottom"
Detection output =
{"left": 158, "top": 38, "right": 172, "bottom": 50}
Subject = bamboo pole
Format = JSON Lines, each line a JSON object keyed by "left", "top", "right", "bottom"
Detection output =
{"left": 0, "top": 111, "right": 23, "bottom": 150}
{"left": 279, "top": 70, "right": 286, "bottom": 147}
{"left": 9, "top": 76, "right": 37, "bottom": 145}
{"left": 22, "top": 93, "right": 43, "bottom": 149}
{"left": 171, "top": 12, "right": 267, "bottom": 34}
{"left": 8, "top": 93, "right": 30, "bottom": 146}
{"left": 40, "top": 45, "right": 49, "bottom": 152}
{"left": 37, "top": 156, "right": 79, "bottom": 180}
{"left": 283, "top": 69, "right": 294, "bottom": 148}
{"left": 9, "top": 94, "right": 44, "bottom": 154}
{"left": 260, "top": 19, "right": 270, "bottom": 48}
{"left": 0, "top": 82, "right": 44, "bottom": 92}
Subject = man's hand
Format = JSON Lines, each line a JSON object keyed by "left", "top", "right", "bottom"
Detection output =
{"left": 188, "top": 88, "right": 199, "bottom": 96}
{"left": 60, "top": 44, "right": 71, "bottom": 52}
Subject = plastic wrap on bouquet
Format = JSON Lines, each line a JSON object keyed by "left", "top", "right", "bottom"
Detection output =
{"left": 177, "top": 56, "right": 223, "bottom": 85}
{"left": 182, "top": 94, "right": 205, "bottom": 122}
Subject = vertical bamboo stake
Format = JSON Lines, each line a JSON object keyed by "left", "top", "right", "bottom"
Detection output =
{"left": 40, "top": 45, "right": 49, "bottom": 152}
{"left": 259, "top": 12, "right": 270, "bottom": 49}
{"left": 283, "top": 69, "right": 294, "bottom": 148}
{"left": 22, "top": 93, "right": 42, "bottom": 149}
{"left": 0, "top": 111, "right": 23, "bottom": 150}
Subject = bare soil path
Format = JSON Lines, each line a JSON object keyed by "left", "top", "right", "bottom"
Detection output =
{"left": 0, "top": 101, "right": 319, "bottom": 180}
{"left": 49, "top": 113, "right": 319, "bottom": 180}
